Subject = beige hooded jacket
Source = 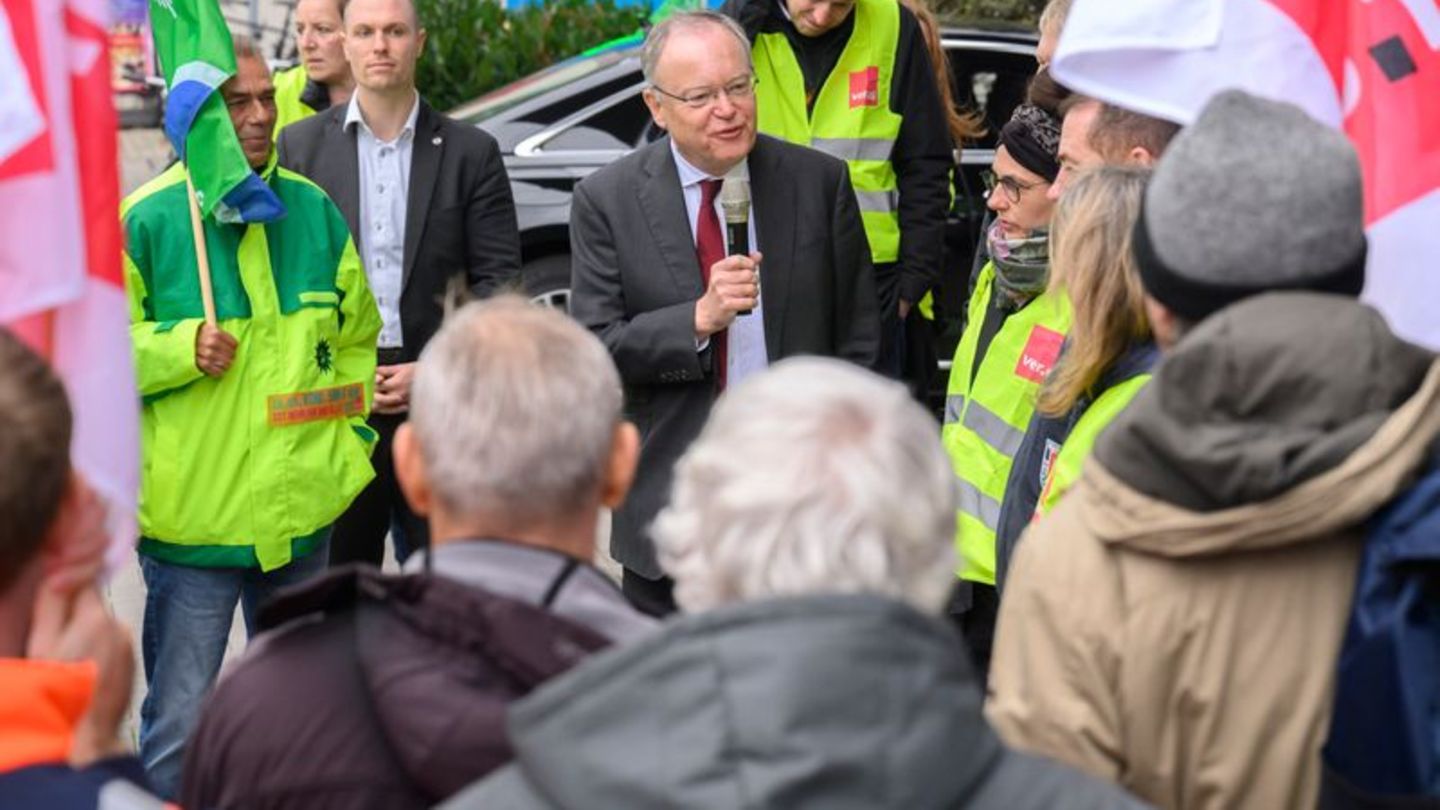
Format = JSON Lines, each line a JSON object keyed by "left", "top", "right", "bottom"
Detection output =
{"left": 987, "top": 294, "right": 1440, "bottom": 810}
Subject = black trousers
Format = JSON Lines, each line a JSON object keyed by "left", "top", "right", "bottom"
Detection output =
{"left": 329, "top": 410, "right": 430, "bottom": 567}
{"left": 622, "top": 568, "right": 677, "bottom": 618}
{"left": 947, "top": 580, "right": 999, "bottom": 689}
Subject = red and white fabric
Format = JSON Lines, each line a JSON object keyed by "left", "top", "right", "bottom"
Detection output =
{"left": 1, "top": 0, "right": 137, "bottom": 567}
{"left": 1053, "top": 0, "right": 1440, "bottom": 351}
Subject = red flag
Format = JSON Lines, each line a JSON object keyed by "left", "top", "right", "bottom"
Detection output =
{"left": 1053, "top": 0, "right": 1440, "bottom": 350}
{"left": 0, "top": 0, "right": 138, "bottom": 567}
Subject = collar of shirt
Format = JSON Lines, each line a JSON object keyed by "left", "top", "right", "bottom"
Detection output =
{"left": 343, "top": 91, "right": 421, "bottom": 143}
{"left": 403, "top": 539, "right": 658, "bottom": 643}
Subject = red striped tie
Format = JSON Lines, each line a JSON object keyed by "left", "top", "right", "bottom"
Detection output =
{"left": 696, "top": 178, "right": 727, "bottom": 391}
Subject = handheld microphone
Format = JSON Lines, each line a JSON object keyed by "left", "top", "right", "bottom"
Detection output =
{"left": 719, "top": 173, "right": 754, "bottom": 316}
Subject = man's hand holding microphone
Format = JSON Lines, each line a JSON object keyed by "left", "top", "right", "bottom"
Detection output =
{"left": 694, "top": 172, "right": 759, "bottom": 340}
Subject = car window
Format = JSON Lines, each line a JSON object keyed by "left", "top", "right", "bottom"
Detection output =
{"left": 541, "top": 90, "right": 652, "bottom": 153}
{"left": 945, "top": 49, "right": 1036, "bottom": 149}
{"left": 451, "top": 51, "right": 638, "bottom": 124}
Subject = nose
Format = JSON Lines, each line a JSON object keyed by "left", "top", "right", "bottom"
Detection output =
{"left": 712, "top": 91, "right": 738, "bottom": 117}
{"left": 985, "top": 183, "right": 1007, "bottom": 213}
{"left": 1046, "top": 172, "right": 1066, "bottom": 202}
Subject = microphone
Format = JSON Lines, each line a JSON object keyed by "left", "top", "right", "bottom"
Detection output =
{"left": 719, "top": 173, "right": 754, "bottom": 316}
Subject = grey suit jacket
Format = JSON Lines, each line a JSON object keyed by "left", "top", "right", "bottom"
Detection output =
{"left": 570, "top": 134, "right": 879, "bottom": 578}
{"left": 277, "top": 100, "right": 522, "bottom": 361}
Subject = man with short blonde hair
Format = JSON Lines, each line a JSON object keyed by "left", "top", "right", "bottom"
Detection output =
{"left": 278, "top": 0, "right": 522, "bottom": 567}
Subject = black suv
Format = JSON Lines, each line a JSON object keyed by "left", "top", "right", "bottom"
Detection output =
{"left": 454, "top": 26, "right": 1037, "bottom": 388}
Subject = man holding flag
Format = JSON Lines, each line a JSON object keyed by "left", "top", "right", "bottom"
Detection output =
{"left": 123, "top": 15, "right": 381, "bottom": 796}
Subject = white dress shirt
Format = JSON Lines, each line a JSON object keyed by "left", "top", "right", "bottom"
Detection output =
{"left": 345, "top": 93, "right": 420, "bottom": 350}
{"left": 670, "top": 141, "right": 768, "bottom": 388}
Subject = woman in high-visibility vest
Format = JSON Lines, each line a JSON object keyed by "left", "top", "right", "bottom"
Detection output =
{"left": 994, "top": 166, "right": 1158, "bottom": 590}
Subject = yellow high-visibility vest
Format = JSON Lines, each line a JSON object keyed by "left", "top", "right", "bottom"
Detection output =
{"left": 941, "top": 262, "right": 1071, "bottom": 584}
{"left": 753, "top": 0, "right": 903, "bottom": 263}
{"left": 273, "top": 66, "right": 319, "bottom": 138}
{"left": 1034, "top": 374, "right": 1151, "bottom": 518}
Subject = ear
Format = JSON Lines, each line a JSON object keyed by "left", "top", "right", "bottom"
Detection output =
{"left": 1129, "top": 146, "right": 1156, "bottom": 167}
{"left": 416, "top": 27, "right": 427, "bottom": 54}
{"left": 1143, "top": 294, "right": 1180, "bottom": 352}
{"left": 392, "top": 423, "right": 433, "bottom": 518}
{"left": 599, "top": 422, "right": 640, "bottom": 511}
{"left": 642, "top": 88, "right": 667, "bottom": 131}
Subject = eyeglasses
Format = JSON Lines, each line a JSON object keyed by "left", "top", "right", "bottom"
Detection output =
{"left": 651, "top": 75, "right": 759, "bottom": 109}
{"left": 981, "top": 169, "right": 1044, "bottom": 204}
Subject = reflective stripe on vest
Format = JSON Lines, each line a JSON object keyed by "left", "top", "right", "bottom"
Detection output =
{"left": 753, "top": 0, "right": 903, "bottom": 263}
{"left": 1034, "top": 373, "right": 1151, "bottom": 518}
{"left": 940, "top": 262, "right": 1071, "bottom": 584}
{"left": 272, "top": 66, "right": 319, "bottom": 138}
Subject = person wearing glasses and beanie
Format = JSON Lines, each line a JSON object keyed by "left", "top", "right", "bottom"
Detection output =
{"left": 568, "top": 10, "right": 879, "bottom": 617}
{"left": 939, "top": 102, "right": 1069, "bottom": 677}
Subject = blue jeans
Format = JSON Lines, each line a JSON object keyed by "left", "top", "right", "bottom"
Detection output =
{"left": 138, "top": 540, "right": 329, "bottom": 799}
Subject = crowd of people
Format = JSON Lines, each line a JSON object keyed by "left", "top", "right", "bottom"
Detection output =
{"left": 1, "top": 0, "right": 1434, "bottom": 808}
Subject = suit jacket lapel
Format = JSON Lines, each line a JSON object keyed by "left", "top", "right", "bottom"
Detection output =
{"left": 328, "top": 108, "right": 363, "bottom": 254}
{"left": 749, "top": 137, "right": 795, "bottom": 360}
{"left": 637, "top": 138, "right": 704, "bottom": 299}
{"left": 403, "top": 101, "right": 442, "bottom": 292}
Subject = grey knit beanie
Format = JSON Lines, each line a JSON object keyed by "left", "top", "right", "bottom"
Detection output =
{"left": 1134, "top": 90, "right": 1366, "bottom": 322}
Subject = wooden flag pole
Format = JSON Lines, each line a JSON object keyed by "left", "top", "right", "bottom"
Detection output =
{"left": 184, "top": 168, "right": 218, "bottom": 327}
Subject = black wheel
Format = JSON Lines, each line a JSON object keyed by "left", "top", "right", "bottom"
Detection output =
{"left": 522, "top": 253, "right": 572, "bottom": 312}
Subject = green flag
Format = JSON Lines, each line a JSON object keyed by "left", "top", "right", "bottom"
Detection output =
{"left": 149, "top": 0, "right": 284, "bottom": 221}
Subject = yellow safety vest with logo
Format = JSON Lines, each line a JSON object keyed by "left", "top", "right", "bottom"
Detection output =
{"left": 941, "top": 261, "right": 1071, "bottom": 584}
{"left": 273, "top": 66, "right": 319, "bottom": 138}
{"left": 1033, "top": 374, "right": 1151, "bottom": 518}
{"left": 753, "top": 0, "right": 903, "bottom": 264}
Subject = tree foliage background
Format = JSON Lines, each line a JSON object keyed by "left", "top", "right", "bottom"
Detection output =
{"left": 415, "top": 0, "right": 647, "bottom": 112}
{"left": 936, "top": 0, "right": 1042, "bottom": 25}
{"left": 413, "top": 0, "right": 1042, "bottom": 113}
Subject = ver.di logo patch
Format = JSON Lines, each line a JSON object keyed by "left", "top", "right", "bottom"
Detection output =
{"left": 849, "top": 66, "right": 879, "bottom": 108}
{"left": 1015, "top": 325, "right": 1064, "bottom": 383}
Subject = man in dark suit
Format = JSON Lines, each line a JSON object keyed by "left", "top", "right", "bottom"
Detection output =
{"left": 278, "top": 0, "right": 521, "bottom": 566}
{"left": 570, "top": 10, "right": 880, "bottom": 616}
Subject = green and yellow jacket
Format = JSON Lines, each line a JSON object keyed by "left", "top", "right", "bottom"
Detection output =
{"left": 122, "top": 156, "right": 381, "bottom": 571}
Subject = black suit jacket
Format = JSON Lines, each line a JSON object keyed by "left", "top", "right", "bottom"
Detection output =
{"left": 570, "top": 134, "right": 879, "bottom": 577}
{"left": 277, "top": 99, "right": 522, "bottom": 361}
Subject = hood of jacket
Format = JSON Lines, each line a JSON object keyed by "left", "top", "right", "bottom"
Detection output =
{"left": 1089, "top": 292, "right": 1440, "bottom": 558}
{"left": 493, "top": 594, "right": 1011, "bottom": 808}
{"left": 258, "top": 565, "right": 612, "bottom": 800}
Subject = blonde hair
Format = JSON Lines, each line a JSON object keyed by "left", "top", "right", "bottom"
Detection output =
{"left": 899, "top": 0, "right": 985, "bottom": 148}
{"left": 1038, "top": 166, "right": 1152, "bottom": 417}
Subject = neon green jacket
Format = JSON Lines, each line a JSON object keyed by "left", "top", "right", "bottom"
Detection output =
{"left": 272, "top": 66, "right": 319, "bottom": 139}
{"left": 941, "top": 262, "right": 1071, "bottom": 585}
{"left": 122, "top": 157, "right": 381, "bottom": 571}
{"left": 753, "top": 0, "right": 903, "bottom": 264}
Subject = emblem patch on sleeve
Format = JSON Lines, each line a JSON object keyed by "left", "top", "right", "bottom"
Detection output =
{"left": 267, "top": 382, "right": 365, "bottom": 426}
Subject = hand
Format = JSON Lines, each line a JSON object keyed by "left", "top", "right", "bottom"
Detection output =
{"left": 694, "top": 251, "right": 761, "bottom": 338}
{"left": 26, "top": 584, "right": 135, "bottom": 766}
{"left": 898, "top": 299, "right": 913, "bottom": 320}
{"left": 42, "top": 475, "right": 109, "bottom": 592}
{"left": 194, "top": 323, "right": 237, "bottom": 377}
{"left": 374, "top": 362, "right": 416, "bottom": 415}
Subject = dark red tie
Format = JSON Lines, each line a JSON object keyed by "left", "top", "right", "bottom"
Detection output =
{"left": 697, "top": 178, "right": 727, "bottom": 391}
